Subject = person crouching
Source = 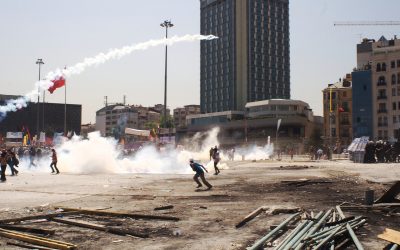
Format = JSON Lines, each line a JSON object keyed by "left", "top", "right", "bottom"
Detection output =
{"left": 189, "top": 159, "right": 212, "bottom": 190}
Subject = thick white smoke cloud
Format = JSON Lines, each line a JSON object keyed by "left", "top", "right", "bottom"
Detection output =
{"left": 16, "top": 127, "right": 273, "bottom": 175}
{"left": 0, "top": 34, "right": 218, "bottom": 118}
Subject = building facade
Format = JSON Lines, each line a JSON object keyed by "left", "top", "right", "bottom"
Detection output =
{"left": 352, "top": 69, "right": 373, "bottom": 138}
{"left": 322, "top": 75, "right": 353, "bottom": 148}
{"left": 173, "top": 105, "right": 201, "bottom": 128}
{"left": 95, "top": 104, "right": 167, "bottom": 138}
{"left": 183, "top": 99, "right": 321, "bottom": 153}
{"left": 0, "top": 95, "right": 81, "bottom": 137}
{"left": 356, "top": 36, "right": 400, "bottom": 140}
{"left": 200, "top": 0, "right": 290, "bottom": 113}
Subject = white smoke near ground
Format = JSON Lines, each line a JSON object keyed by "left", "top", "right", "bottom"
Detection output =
{"left": 234, "top": 144, "right": 274, "bottom": 161}
{"left": 15, "top": 127, "right": 273, "bottom": 174}
{"left": 0, "top": 34, "right": 218, "bottom": 118}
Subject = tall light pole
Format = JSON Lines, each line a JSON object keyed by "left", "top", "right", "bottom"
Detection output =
{"left": 160, "top": 20, "right": 174, "bottom": 128}
{"left": 36, "top": 59, "right": 44, "bottom": 143}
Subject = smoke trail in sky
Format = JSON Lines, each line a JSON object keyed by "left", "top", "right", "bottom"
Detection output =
{"left": 0, "top": 34, "right": 218, "bottom": 119}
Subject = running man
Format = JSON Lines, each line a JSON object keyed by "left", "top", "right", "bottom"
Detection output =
{"left": 212, "top": 146, "right": 221, "bottom": 175}
{"left": 189, "top": 159, "right": 212, "bottom": 190}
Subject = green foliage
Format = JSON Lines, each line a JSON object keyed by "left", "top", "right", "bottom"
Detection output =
{"left": 160, "top": 115, "right": 174, "bottom": 128}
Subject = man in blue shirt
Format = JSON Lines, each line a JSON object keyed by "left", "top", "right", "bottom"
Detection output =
{"left": 189, "top": 159, "right": 212, "bottom": 190}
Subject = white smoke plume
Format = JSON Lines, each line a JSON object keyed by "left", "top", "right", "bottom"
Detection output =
{"left": 16, "top": 128, "right": 225, "bottom": 174}
{"left": 0, "top": 34, "right": 218, "bottom": 118}
{"left": 15, "top": 127, "right": 274, "bottom": 175}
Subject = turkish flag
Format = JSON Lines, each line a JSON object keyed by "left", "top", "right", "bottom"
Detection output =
{"left": 48, "top": 76, "right": 66, "bottom": 94}
{"left": 338, "top": 107, "right": 345, "bottom": 112}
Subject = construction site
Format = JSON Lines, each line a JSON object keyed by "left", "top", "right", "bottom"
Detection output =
{"left": 0, "top": 157, "right": 399, "bottom": 250}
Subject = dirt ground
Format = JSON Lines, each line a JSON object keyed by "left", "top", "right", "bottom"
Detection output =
{"left": 0, "top": 158, "right": 399, "bottom": 249}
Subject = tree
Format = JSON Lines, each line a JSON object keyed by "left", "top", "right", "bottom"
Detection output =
{"left": 160, "top": 115, "right": 174, "bottom": 128}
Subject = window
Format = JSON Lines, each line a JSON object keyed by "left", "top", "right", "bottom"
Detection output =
{"left": 393, "top": 102, "right": 397, "bottom": 110}
{"left": 397, "top": 60, "right": 400, "bottom": 68}
{"left": 391, "top": 61, "right": 396, "bottom": 68}
{"left": 377, "top": 63, "right": 381, "bottom": 72}
{"left": 379, "top": 103, "right": 387, "bottom": 111}
{"left": 378, "top": 76, "right": 386, "bottom": 85}
{"left": 398, "top": 73, "right": 400, "bottom": 84}
{"left": 393, "top": 88, "right": 396, "bottom": 96}
{"left": 392, "top": 74, "right": 397, "bottom": 85}
{"left": 382, "top": 63, "right": 387, "bottom": 71}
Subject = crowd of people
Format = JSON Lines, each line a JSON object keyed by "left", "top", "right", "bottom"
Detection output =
{"left": 0, "top": 146, "right": 59, "bottom": 182}
{"left": 363, "top": 140, "right": 400, "bottom": 163}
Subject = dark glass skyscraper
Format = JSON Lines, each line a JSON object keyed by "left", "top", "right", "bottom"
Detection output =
{"left": 200, "top": 0, "right": 290, "bottom": 113}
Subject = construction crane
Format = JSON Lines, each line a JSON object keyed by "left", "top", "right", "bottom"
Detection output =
{"left": 334, "top": 21, "right": 400, "bottom": 26}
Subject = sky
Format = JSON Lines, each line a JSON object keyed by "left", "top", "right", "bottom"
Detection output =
{"left": 0, "top": 0, "right": 399, "bottom": 124}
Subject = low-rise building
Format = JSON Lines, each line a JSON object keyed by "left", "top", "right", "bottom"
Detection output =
{"left": 173, "top": 105, "right": 201, "bottom": 128}
{"left": 95, "top": 104, "right": 168, "bottom": 138}
{"left": 181, "top": 99, "right": 322, "bottom": 153}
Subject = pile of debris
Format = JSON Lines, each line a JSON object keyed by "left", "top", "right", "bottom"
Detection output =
{"left": 0, "top": 207, "right": 179, "bottom": 249}
{"left": 341, "top": 181, "right": 400, "bottom": 216}
{"left": 240, "top": 206, "right": 367, "bottom": 249}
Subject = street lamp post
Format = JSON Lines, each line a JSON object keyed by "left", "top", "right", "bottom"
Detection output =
{"left": 36, "top": 59, "right": 44, "bottom": 143}
{"left": 160, "top": 20, "right": 174, "bottom": 128}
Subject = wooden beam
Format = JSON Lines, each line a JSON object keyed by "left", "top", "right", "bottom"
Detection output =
{"left": 7, "top": 241, "right": 55, "bottom": 250}
{"left": 235, "top": 206, "right": 267, "bottom": 228}
{"left": 375, "top": 181, "right": 400, "bottom": 204}
{"left": 0, "top": 225, "right": 55, "bottom": 236}
{"left": 50, "top": 218, "right": 149, "bottom": 238}
{"left": 0, "top": 228, "right": 76, "bottom": 250}
{"left": 56, "top": 207, "right": 180, "bottom": 221}
{"left": 378, "top": 228, "right": 400, "bottom": 245}
{"left": 0, "top": 211, "right": 79, "bottom": 224}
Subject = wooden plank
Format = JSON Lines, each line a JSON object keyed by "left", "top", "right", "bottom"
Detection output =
{"left": 375, "top": 181, "right": 400, "bottom": 203}
{"left": 7, "top": 241, "right": 55, "bottom": 250}
{"left": 51, "top": 218, "right": 149, "bottom": 238}
{"left": 56, "top": 207, "right": 180, "bottom": 221}
{"left": 0, "top": 211, "right": 79, "bottom": 224}
{"left": 235, "top": 206, "right": 267, "bottom": 228}
{"left": 378, "top": 228, "right": 400, "bottom": 245}
{"left": 0, "top": 225, "right": 55, "bottom": 236}
{"left": 0, "top": 228, "right": 76, "bottom": 250}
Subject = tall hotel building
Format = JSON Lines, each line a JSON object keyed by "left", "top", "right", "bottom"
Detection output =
{"left": 200, "top": 0, "right": 290, "bottom": 113}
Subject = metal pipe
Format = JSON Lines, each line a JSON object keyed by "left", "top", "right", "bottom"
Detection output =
{"left": 330, "top": 240, "right": 335, "bottom": 250}
{"left": 248, "top": 213, "right": 300, "bottom": 250}
{"left": 314, "top": 225, "right": 344, "bottom": 250}
{"left": 390, "top": 244, "right": 399, "bottom": 250}
{"left": 336, "top": 206, "right": 364, "bottom": 250}
{"left": 346, "top": 223, "right": 364, "bottom": 250}
{"left": 307, "top": 219, "right": 366, "bottom": 244}
{"left": 283, "top": 212, "right": 323, "bottom": 250}
{"left": 275, "top": 220, "right": 309, "bottom": 250}
{"left": 293, "top": 210, "right": 332, "bottom": 250}
{"left": 306, "top": 217, "right": 363, "bottom": 239}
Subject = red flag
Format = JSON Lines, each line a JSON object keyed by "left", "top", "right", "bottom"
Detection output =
{"left": 48, "top": 76, "right": 66, "bottom": 94}
{"left": 338, "top": 107, "right": 345, "bottom": 112}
